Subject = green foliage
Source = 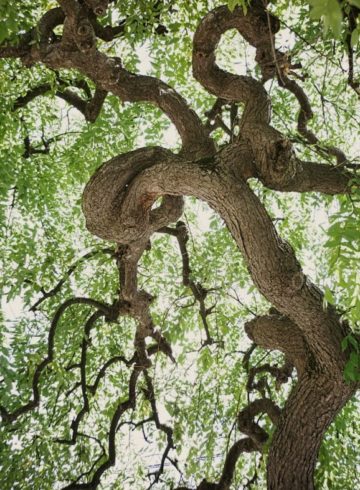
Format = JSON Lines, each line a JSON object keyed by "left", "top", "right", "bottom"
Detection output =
{"left": 342, "top": 334, "right": 360, "bottom": 382}
{"left": 308, "top": 0, "right": 343, "bottom": 38}
{"left": 306, "top": 0, "right": 360, "bottom": 45}
{"left": 227, "top": 0, "right": 249, "bottom": 13}
{"left": 0, "top": 0, "right": 359, "bottom": 489}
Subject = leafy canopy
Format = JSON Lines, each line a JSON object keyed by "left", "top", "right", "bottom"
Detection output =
{"left": 0, "top": 0, "right": 359, "bottom": 489}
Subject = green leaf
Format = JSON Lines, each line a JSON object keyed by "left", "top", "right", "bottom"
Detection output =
{"left": 348, "top": 0, "right": 360, "bottom": 9}
{"left": 324, "top": 286, "right": 335, "bottom": 305}
{"left": 327, "top": 0, "right": 343, "bottom": 38}
{"left": 351, "top": 28, "right": 359, "bottom": 48}
{"left": 227, "top": 0, "right": 247, "bottom": 13}
{"left": 227, "top": 0, "right": 239, "bottom": 12}
{"left": 308, "top": 0, "right": 343, "bottom": 38}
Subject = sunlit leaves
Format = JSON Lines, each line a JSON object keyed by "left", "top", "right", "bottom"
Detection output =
{"left": 323, "top": 193, "right": 360, "bottom": 325}
{"left": 227, "top": 0, "right": 249, "bottom": 13}
{"left": 0, "top": 0, "right": 359, "bottom": 488}
{"left": 308, "top": 0, "right": 343, "bottom": 38}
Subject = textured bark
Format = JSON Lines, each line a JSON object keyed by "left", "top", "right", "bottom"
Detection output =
{"left": 267, "top": 374, "right": 353, "bottom": 490}
{"left": 83, "top": 145, "right": 348, "bottom": 370}
{"left": 1, "top": 1, "right": 358, "bottom": 489}
{"left": 245, "top": 314, "right": 307, "bottom": 375}
{"left": 82, "top": 138, "right": 356, "bottom": 488}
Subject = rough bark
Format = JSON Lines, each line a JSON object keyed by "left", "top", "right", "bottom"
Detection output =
{"left": 0, "top": 1, "right": 358, "bottom": 489}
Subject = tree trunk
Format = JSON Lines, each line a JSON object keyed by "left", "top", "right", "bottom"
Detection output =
{"left": 267, "top": 375, "right": 354, "bottom": 489}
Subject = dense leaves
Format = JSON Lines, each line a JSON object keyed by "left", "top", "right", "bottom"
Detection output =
{"left": 0, "top": 1, "right": 359, "bottom": 489}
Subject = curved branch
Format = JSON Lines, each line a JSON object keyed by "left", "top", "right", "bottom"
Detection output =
{"left": 88, "top": 355, "right": 131, "bottom": 395}
{"left": 56, "top": 309, "right": 106, "bottom": 445}
{"left": 192, "top": 4, "right": 272, "bottom": 128}
{"left": 277, "top": 74, "right": 347, "bottom": 165}
{"left": 192, "top": 4, "right": 298, "bottom": 188}
{"left": 21, "top": 35, "right": 214, "bottom": 156}
{"left": 14, "top": 78, "right": 107, "bottom": 122}
{"left": 62, "top": 367, "right": 141, "bottom": 490}
{"left": 345, "top": 7, "right": 360, "bottom": 97}
{"left": 216, "top": 438, "right": 257, "bottom": 490}
{"left": 245, "top": 314, "right": 308, "bottom": 376}
{"left": 0, "top": 297, "right": 113, "bottom": 423}
{"left": 82, "top": 145, "right": 350, "bottom": 374}
{"left": 180, "top": 397, "right": 280, "bottom": 490}
{"left": 30, "top": 247, "right": 114, "bottom": 311}
{"left": 246, "top": 360, "right": 294, "bottom": 393}
{"left": 237, "top": 398, "right": 281, "bottom": 447}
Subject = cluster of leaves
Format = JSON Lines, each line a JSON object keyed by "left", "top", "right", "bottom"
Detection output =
{"left": 307, "top": 0, "right": 360, "bottom": 43}
{"left": 0, "top": 0, "right": 359, "bottom": 489}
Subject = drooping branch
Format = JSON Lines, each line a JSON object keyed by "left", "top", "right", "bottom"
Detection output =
{"left": 14, "top": 77, "right": 107, "bottom": 122}
{"left": 64, "top": 353, "right": 132, "bottom": 398}
{"left": 29, "top": 247, "right": 114, "bottom": 311}
{"left": 71, "top": 433, "right": 106, "bottom": 486}
{"left": 277, "top": 74, "right": 348, "bottom": 165}
{"left": 115, "top": 240, "right": 176, "bottom": 368}
{"left": 143, "top": 371, "right": 175, "bottom": 487}
{"left": 56, "top": 309, "right": 107, "bottom": 445}
{"left": 23, "top": 134, "right": 50, "bottom": 158}
{"left": 0, "top": 34, "right": 33, "bottom": 59}
{"left": 62, "top": 366, "right": 142, "bottom": 490}
{"left": 158, "top": 221, "right": 216, "bottom": 345}
{"left": 0, "top": 297, "right": 115, "bottom": 424}
{"left": 345, "top": 6, "right": 360, "bottom": 97}
{"left": 176, "top": 397, "right": 280, "bottom": 490}
{"left": 88, "top": 354, "right": 132, "bottom": 395}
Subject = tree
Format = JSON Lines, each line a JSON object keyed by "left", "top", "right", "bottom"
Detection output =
{"left": 0, "top": 0, "right": 359, "bottom": 488}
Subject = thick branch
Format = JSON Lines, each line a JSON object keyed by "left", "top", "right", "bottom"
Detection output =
{"left": 263, "top": 159, "right": 354, "bottom": 195}
{"left": 267, "top": 373, "right": 355, "bottom": 489}
{"left": 82, "top": 145, "right": 350, "bottom": 374}
{"left": 19, "top": 34, "right": 214, "bottom": 157}
{"left": 245, "top": 314, "right": 308, "bottom": 375}
{"left": 192, "top": 4, "right": 272, "bottom": 128}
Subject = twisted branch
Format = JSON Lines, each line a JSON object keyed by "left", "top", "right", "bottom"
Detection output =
{"left": 0, "top": 297, "right": 114, "bottom": 423}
